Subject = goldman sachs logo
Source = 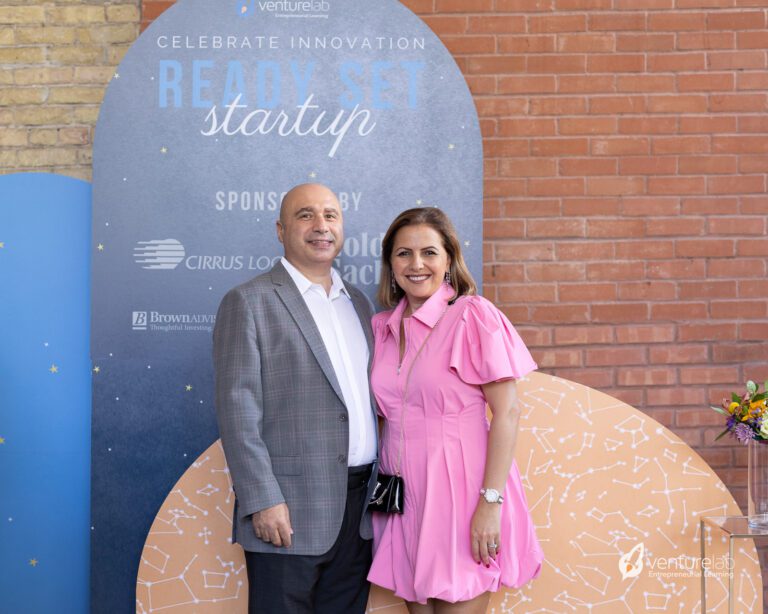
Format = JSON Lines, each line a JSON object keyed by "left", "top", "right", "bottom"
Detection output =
{"left": 133, "top": 239, "right": 186, "bottom": 270}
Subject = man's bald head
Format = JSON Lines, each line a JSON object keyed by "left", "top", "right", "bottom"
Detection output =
{"left": 279, "top": 183, "right": 339, "bottom": 225}
{"left": 276, "top": 183, "right": 344, "bottom": 279}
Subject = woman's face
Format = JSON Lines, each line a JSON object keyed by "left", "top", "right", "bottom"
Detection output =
{"left": 390, "top": 224, "right": 451, "bottom": 310}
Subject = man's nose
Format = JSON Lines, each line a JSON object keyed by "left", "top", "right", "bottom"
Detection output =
{"left": 313, "top": 217, "right": 329, "bottom": 232}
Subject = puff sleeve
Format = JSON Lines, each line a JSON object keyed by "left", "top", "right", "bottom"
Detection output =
{"left": 449, "top": 296, "right": 537, "bottom": 385}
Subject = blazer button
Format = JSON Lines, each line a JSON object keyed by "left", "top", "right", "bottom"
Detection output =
{"left": 338, "top": 454, "right": 346, "bottom": 464}
{"left": 339, "top": 414, "right": 347, "bottom": 422}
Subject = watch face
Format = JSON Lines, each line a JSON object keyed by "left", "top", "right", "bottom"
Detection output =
{"left": 484, "top": 489, "right": 499, "bottom": 503}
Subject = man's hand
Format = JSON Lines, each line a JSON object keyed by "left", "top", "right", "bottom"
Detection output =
{"left": 251, "top": 503, "right": 293, "bottom": 548}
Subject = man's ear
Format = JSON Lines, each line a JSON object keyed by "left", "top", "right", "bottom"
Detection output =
{"left": 276, "top": 220, "right": 284, "bottom": 244}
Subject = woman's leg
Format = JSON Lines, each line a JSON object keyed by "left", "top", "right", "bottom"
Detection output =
{"left": 433, "top": 592, "right": 491, "bottom": 614}
{"left": 406, "top": 599, "right": 435, "bottom": 614}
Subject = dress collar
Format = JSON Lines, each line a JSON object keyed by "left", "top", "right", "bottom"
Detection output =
{"left": 385, "top": 282, "right": 455, "bottom": 337}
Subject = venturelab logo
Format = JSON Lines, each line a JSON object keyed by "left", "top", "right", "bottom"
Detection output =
{"left": 133, "top": 239, "right": 185, "bottom": 270}
{"left": 238, "top": 0, "right": 330, "bottom": 18}
{"left": 619, "top": 542, "right": 644, "bottom": 579}
{"left": 132, "top": 311, "right": 148, "bottom": 330}
{"left": 618, "top": 541, "right": 733, "bottom": 580}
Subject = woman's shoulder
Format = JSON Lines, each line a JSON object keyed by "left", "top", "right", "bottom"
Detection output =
{"left": 455, "top": 293, "right": 503, "bottom": 323}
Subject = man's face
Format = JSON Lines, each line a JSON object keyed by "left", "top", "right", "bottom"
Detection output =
{"left": 276, "top": 184, "right": 344, "bottom": 272}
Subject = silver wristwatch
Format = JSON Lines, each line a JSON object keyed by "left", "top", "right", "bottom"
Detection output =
{"left": 480, "top": 488, "right": 503, "bottom": 504}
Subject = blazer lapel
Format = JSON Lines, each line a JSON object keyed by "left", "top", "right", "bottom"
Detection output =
{"left": 271, "top": 263, "right": 347, "bottom": 408}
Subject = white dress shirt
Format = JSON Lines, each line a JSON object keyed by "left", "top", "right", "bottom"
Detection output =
{"left": 281, "top": 258, "right": 377, "bottom": 465}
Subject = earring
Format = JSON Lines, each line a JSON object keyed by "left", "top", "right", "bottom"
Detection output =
{"left": 444, "top": 270, "right": 451, "bottom": 284}
{"left": 391, "top": 271, "right": 397, "bottom": 292}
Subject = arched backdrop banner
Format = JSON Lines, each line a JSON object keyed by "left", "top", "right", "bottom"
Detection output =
{"left": 90, "top": 0, "right": 482, "bottom": 610}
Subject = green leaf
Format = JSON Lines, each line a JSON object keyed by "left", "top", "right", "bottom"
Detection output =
{"left": 747, "top": 380, "right": 758, "bottom": 395}
{"left": 732, "top": 392, "right": 742, "bottom": 403}
{"left": 711, "top": 406, "right": 729, "bottom": 416}
{"left": 714, "top": 427, "right": 732, "bottom": 442}
{"left": 763, "top": 380, "right": 768, "bottom": 393}
{"left": 752, "top": 393, "right": 766, "bottom": 402}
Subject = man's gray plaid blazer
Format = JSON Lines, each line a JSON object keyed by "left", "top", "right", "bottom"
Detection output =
{"left": 213, "top": 261, "right": 378, "bottom": 555}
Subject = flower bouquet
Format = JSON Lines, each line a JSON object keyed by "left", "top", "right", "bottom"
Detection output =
{"left": 712, "top": 380, "right": 768, "bottom": 444}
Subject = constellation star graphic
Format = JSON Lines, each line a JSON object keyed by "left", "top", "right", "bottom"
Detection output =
{"left": 93, "top": 366, "right": 100, "bottom": 373}
{"left": 186, "top": 385, "right": 193, "bottom": 392}
{"left": 49, "top": 364, "right": 59, "bottom": 374}
{"left": 29, "top": 559, "right": 38, "bottom": 567}
{"left": 97, "top": 243, "right": 104, "bottom": 251}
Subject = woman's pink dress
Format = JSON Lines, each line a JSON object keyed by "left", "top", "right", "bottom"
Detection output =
{"left": 367, "top": 283, "right": 544, "bottom": 604}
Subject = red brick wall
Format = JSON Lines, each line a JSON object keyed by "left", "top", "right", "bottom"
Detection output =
{"left": 142, "top": 0, "right": 767, "bottom": 513}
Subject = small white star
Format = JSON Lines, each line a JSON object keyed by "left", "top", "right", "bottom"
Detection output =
{"left": 160, "top": 147, "right": 168, "bottom": 154}
{"left": 108, "top": 447, "right": 112, "bottom": 452}
{"left": 183, "top": 453, "right": 188, "bottom": 457}
{"left": 113, "top": 73, "right": 120, "bottom": 79}
{"left": 97, "top": 243, "right": 104, "bottom": 251}
{"left": 150, "top": 76, "right": 155, "bottom": 81}
{"left": 109, "top": 353, "right": 113, "bottom": 357}
{"left": 208, "top": 286, "right": 213, "bottom": 291}
{"left": 448, "top": 143, "right": 455, "bottom": 150}
{"left": 8, "top": 518, "right": 12, "bottom": 522}
{"left": 199, "top": 400, "right": 204, "bottom": 404}
{"left": 308, "top": 171, "right": 317, "bottom": 178}
{"left": 416, "top": 199, "right": 423, "bottom": 205}
{"left": 123, "top": 177, "right": 127, "bottom": 182}
{"left": 93, "top": 366, "right": 100, "bottom": 373}
{"left": 147, "top": 365, "right": 151, "bottom": 369}
{"left": 464, "top": 241, "right": 470, "bottom": 247}
{"left": 185, "top": 385, "right": 193, "bottom": 392}
{"left": 105, "top": 222, "right": 109, "bottom": 227}
{"left": 49, "top": 364, "right": 58, "bottom": 374}
{"left": 115, "top": 397, "right": 119, "bottom": 401}
{"left": 43, "top": 342, "right": 48, "bottom": 347}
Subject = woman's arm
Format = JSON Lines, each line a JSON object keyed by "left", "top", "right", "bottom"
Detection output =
{"left": 470, "top": 378, "right": 521, "bottom": 565}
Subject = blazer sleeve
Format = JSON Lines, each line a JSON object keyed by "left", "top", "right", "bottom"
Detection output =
{"left": 213, "top": 287, "right": 284, "bottom": 519}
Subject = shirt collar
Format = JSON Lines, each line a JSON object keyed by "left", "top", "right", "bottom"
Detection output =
{"left": 280, "top": 257, "right": 349, "bottom": 299}
{"left": 385, "top": 282, "right": 455, "bottom": 337}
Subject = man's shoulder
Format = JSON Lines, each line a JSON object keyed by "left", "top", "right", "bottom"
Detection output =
{"left": 225, "top": 266, "right": 282, "bottom": 298}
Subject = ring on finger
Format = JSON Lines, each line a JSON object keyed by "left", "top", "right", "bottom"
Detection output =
{"left": 488, "top": 542, "right": 497, "bottom": 549}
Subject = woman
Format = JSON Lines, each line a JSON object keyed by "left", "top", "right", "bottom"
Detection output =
{"left": 367, "top": 208, "right": 543, "bottom": 613}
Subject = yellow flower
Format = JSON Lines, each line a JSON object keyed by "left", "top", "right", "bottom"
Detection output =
{"left": 729, "top": 402, "right": 740, "bottom": 414}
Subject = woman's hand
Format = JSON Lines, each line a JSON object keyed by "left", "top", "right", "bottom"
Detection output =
{"left": 470, "top": 500, "right": 501, "bottom": 566}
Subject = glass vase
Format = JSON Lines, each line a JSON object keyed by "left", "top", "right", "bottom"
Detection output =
{"left": 748, "top": 438, "right": 768, "bottom": 529}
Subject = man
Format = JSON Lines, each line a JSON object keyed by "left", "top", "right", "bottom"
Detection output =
{"left": 213, "top": 183, "right": 378, "bottom": 613}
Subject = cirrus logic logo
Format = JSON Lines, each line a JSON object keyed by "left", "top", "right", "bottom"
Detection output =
{"left": 133, "top": 239, "right": 186, "bottom": 270}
